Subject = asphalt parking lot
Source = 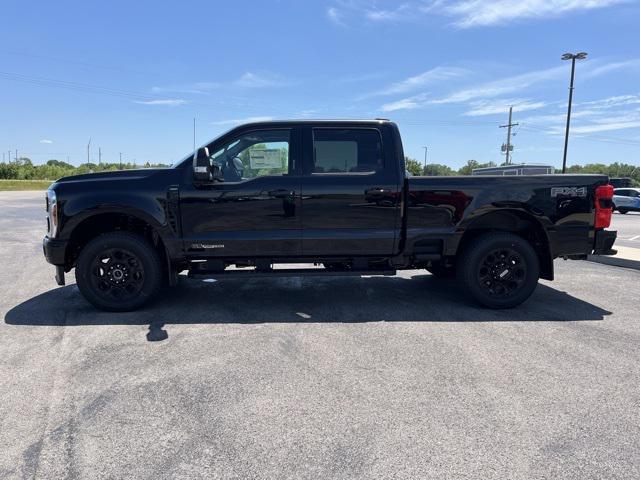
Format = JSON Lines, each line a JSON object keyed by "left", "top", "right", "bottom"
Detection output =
{"left": 612, "top": 210, "right": 640, "bottom": 249}
{"left": 1, "top": 191, "right": 639, "bottom": 479}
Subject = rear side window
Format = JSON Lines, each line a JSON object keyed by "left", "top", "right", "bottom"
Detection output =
{"left": 615, "top": 189, "right": 629, "bottom": 196}
{"left": 312, "top": 129, "right": 383, "bottom": 174}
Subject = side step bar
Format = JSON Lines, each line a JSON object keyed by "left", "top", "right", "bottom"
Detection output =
{"left": 188, "top": 268, "right": 397, "bottom": 279}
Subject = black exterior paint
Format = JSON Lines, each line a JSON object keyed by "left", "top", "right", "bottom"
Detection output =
{"left": 43, "top": 120, "right": 615, "bottom": 280}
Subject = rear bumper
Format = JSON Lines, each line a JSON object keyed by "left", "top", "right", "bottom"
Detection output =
{"left": 592, "top": 229, "right": 617, "bottom": 256}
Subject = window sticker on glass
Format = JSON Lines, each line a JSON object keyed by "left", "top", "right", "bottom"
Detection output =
{"left": 249, "top": 149, "right": 282, "bottom": 169}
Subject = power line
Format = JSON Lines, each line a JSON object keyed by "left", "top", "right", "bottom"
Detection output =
{"left": 520, "top": 123, "right": 640, "bottom": 146}
{"left": 0, "top": 70, "right": 244, "bottom": 109}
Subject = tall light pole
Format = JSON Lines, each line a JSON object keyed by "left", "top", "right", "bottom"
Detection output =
{"left": 422, "top": 146, "right": 428, "bottom": 173}
{"left": 87, "top": 138, "right": 92, "bottom": 164}
{"left": 561, "top": 52, "right": 587, "bottom": 173}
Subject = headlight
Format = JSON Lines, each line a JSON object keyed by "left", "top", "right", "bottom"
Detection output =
{"left": 46, "top": 189, "right": 59, "bottom": 238}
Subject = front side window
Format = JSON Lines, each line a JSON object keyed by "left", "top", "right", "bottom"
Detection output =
{"left": 312, "top": 129, "right": 383, "bottom": 174}
{"left": 210, "top": 129, "right": 290, "bottom": 182}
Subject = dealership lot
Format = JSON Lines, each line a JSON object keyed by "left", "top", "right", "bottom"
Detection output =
{"left": 612, "top": 211, "right": 640, "bottom": 248}
{"left": 1, "top": 191, "right": 639, "bottom": 479}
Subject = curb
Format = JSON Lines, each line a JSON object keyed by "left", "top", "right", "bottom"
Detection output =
{"left": 587, "top": 255, "right": 640, "bottom": 271}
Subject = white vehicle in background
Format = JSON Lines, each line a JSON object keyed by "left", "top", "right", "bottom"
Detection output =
{"left": 612, "top": 187, "right": 640, "bottom": 214}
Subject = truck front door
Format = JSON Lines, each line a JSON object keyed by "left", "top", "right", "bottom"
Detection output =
{"left": 179, "top": 127, "right": 302, "bottom": 257}
{"left": 300, "top": 126, "right": 401, "bottom": 256}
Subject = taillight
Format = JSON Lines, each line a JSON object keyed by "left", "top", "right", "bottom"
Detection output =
{"left": 594, "top": 184, "right": 614, "bottom": 229}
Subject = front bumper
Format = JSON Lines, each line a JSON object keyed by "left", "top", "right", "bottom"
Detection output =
{"left": 43, "top": 236, "right": 67, "bottom": 265}
{"left": 592, "top": 229, "right": 617, "bottom": 256}
{"left": 43, "top": 236, "right": 67, "bottom": 285}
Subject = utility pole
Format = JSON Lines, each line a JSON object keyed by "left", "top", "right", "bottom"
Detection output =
{"left": 15, "top": 149, "right": 18, "bottom": 161}
{"left": 119, "top": 152, "right": 123, "bottom": 170}
{"left": 499, "top": 106, "right": 518, "bottom": 165}
{"left": 87, "top": 138, "right": 91, "bottom": 164}
{"left": 98, "top": 147, "right": 102, "bottom": 165}
{"left": 561, "top": 52, "right": 587, "bottom": 173}
{"left": 422, "top": 146, "right": 428, "bottom": 172}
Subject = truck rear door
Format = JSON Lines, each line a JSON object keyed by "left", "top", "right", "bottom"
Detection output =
{"left": 299, "top": 124, "right": 401, "bottom": 256}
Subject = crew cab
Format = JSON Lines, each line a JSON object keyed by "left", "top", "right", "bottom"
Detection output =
{"left": 43, "top": 120, "right": 617, "bottom": 311}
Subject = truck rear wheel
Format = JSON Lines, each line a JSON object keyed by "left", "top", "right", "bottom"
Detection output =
{"left": 457, "top": 232, "right": 539, "bottom": 309}
{"left": 75, "top": 232, "right": 163, "bottom": 312}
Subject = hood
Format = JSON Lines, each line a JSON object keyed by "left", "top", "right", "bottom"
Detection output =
{"left": 53, "top": 168, "right": 168, "bottom": 184}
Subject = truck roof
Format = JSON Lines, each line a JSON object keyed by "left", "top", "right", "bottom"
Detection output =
{"left": 222, "top": 119, "right": 395, "bottom": 128}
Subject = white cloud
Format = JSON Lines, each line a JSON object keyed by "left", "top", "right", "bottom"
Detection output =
{"left": 522, "top": 92, "right": 640, "bottom": 136}
{"left": 377, "top": 61, "right": 640, "bottom": 114}
{"left": 365, "top": 4, "right": 415, "bottom": 21}
{"left": 369, "top": 66, "right": 468, "bottom": 97}
{"left": 571, "top": 121, "right": 640, "bottom": 134}
{"left": 522, "top": 110, "right": 597, "bottom": 124}
{"left": 327, "top": 7, "right": 346, "bottom": 26}
{"left": 380, "top": 93, "right": 430, "bottom": 112}
{"left": 328, "top": 0, "right": 626, "bottom": 28}
{"left": 583, "top": 59, "right": 640, "bottom": 79}
{"left": 211, "top": 116, "right": 275, "bottom": 126}
{"left": 429, "top": 60, "right": 637, "bottom": 105}
{"left": 235, "top": 72, "right": 289, "bottom": 88}
{"left": 39, "top": 139, "right": 53, "bottom": 144}
{"left": 135, "top": 99, "right": 186, "bottom": 106}
{"left": 446, "top": 0, "right": 627, "bottom": 28}
{"left": 464, "top": 98, "right": 547, "bottom": 116}
{"left": 433, "top": 65, "right": 566, "bottom": 104}
{"left": 578, "top": 94, "right": 640, "bottom": 109}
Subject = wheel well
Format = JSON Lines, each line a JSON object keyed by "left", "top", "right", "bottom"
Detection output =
{"left": 66, "top": 212, "right": 168, "bottom": 270}
{"left": 457, "top": 210, "right": 553, "bottom": 280}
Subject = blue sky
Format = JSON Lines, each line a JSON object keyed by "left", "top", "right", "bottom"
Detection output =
{"left": 1, "top": 0, "right": 639, "bottom": 169}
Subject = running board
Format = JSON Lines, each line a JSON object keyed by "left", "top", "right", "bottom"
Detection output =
{"left": 188, "top": 268, "right": 397, "bottom": 279}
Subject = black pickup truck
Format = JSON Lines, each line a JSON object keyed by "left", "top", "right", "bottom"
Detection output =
{"left": 43, "top": 120, "right": 617, "bottom": 311}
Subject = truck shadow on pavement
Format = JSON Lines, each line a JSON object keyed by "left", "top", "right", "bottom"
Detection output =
{"left": 5, "top": 274, "right": 612, "bottom": 341}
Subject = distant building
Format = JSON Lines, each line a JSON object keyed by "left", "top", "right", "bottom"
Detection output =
{"left": 472, "top": 164, "right": 554, "bottom": 176}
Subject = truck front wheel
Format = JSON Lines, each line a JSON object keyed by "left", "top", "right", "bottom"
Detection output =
{"left": 457, "top": 233, "right": 539, "bottom": 309}
{"left": 75, "top": 232, "right": 163, "bottom": 312}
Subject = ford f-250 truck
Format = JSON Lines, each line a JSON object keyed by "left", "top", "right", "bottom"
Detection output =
{"left": 43, "top": 120, "right": 617, "bottom": 311}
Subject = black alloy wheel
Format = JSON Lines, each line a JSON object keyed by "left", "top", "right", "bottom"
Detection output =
{"left": 457, "top": 232, "right": 540, "bottom": 309}
{"left": 75, "top": 232, "right": 163, "bottom": 311}
{"left": 476, "top": 247, "right": 527, "bottom": 298}
{"left": 89, "top": 248, "right": 145, "bottom": 302}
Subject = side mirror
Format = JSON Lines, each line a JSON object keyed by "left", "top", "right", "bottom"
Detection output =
{"left": 193, "top": 147, "right": 211, "bottom": 182}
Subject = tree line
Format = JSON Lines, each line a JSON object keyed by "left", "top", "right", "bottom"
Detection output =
{"left": 0, "top": 158, "right": 169, "bottom": 181}
{"left": 405, "top": 156, "right": 639, "bottom": 184}
{"left": 0, "top": 156, "right": 637, "bottom": 185}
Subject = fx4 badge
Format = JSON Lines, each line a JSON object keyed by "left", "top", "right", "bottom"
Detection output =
{"left": 551, "top": 187, "right": 587, "bottom": 198}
